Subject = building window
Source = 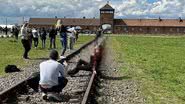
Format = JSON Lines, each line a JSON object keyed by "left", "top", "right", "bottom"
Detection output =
{"left": 101, "top": 11, "right": 113, "bottom": 14}
{"left": 119, "top": 27, "right": 122, "bottom": 30}
{"left": 177, "top": 28, "right": 180, "bottom": 32}
{"left": 155, "top": 28, "right": 158, "bottom": 32}
{"left": 139, "top": 28, "right": 142, "bottom": 31}
{"left": 116, "top": 26, "right": 121, "bottom": 30}
{"left": 109, "top": 11, "right": 114, "bottom": 13}
{"left": 124, "top": 27, "right": 128, "bottom": 32}
{"left": 170, "top": 28, "right": 173, "bottom": 32}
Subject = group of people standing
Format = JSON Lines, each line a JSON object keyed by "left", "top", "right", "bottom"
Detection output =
{"left": 20, "top": 22, "right": 79, "bottom": 59}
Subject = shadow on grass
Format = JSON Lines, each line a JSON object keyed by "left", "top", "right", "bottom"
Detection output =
{"left": 100, "top": 75, "right": 131, "bottom": 80}
{"left": 30, "top": 57, "right": 49, "bottom": 60}
{"left": 9, "top": 40, "right": 18, "bottom": 43}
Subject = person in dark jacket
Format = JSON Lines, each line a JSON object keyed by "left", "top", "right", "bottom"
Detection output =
{"left": 12, "top": 26, "right": 19, "bottom": 41}
{"left": 49, "top": 27, "right": 57, "bottom": 49}
{"left": 40, "top": 27, "right": 47, "bottom": 48}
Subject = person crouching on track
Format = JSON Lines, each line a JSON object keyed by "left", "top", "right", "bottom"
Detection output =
{"left": 39, "top": 50, "right": 68, "bottom": 101}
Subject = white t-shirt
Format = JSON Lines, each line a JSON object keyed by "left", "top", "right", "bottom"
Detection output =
{"left": 68, "top": 27, "right": 76, "bottom": 38}
{"left": 39, "top": 59, "right": 65, "bottom": 87}
{"left": 32, "top": 29, "right": 38, "bottom": 38}
{"left": 20, "top": 27, "right": 28, "bottom": 40}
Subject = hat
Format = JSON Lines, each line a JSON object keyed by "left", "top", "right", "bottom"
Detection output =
{"left": 49, "top": 50, "right": 59, "bottom": 60}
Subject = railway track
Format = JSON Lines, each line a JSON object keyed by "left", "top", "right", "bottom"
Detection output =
{"left": 0, "top": 36, "right": 105, "bottom": 104}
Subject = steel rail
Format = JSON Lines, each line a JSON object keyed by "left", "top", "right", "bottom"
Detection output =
{"left": 81, "top": 37, "right": 105, "bottom": 104}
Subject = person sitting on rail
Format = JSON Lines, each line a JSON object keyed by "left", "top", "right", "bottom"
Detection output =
{"left": 67, "top": 55, "right": 94, "bottom": 76}
{"left": 68, "top": 46, "right": 102, "bottom": 76}
{"left": 39, "top": 49, "right": 68, "bottom": 101}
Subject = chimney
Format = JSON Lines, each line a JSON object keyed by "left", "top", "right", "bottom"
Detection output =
{"left": 159, "top": 17, "right": 162, "bottom": 21}
{"left": 179, "top": 17, "right": 183, "bottom": 22}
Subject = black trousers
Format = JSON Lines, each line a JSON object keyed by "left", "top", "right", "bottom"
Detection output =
{"left": 40, "top": 77, "right": 68, "bottom": 93}
{"left": 15, "top": 33, "right": 18, "bottom": 40}
{"left": 50, "top": 37, "right": 56, "bottom": 49}
{"left": 41, "top": 39, "right": 46, "bottom": 48}
{"left": 21, "top": 39, "right": 31, "bottom": 58}
{"left": 33, "top": 38, "right": 39, "bottom": 48}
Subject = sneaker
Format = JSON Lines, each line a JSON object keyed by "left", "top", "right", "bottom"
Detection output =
{"left": 47, "top": 92, "right": 62, "bottom": 102}
{"left": 42, "top": 93, "right": 47, "bottom": 100}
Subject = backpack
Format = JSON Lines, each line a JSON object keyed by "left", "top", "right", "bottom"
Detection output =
{"left": 5, "top": 65, "right": 20, "bottom": 73}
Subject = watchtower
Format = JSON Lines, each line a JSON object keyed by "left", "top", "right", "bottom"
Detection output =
{"left": 100, "top": 2, "right": 115, "bottom": 33}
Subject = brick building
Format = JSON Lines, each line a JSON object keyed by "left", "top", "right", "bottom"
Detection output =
{"left": 29, "top": 3, "right": 185, "bottom": 34}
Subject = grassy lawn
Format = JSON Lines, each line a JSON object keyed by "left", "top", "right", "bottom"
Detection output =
{"left": 0, "top": 35, "right": 94, "bottom": 75}
{"left": 109, "top": 35, "right": 185, "bottom": 104}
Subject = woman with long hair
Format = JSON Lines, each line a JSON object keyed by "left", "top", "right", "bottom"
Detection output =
{"left": 56, "top": 20, "right": 69, "bottom": 56}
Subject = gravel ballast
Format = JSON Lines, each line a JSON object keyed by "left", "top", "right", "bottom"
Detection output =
{"left": 96, "top": 42, "right": 145, "bottom": 104}
{"left": 1, "top": 38, "right": 104, "bottom": 104}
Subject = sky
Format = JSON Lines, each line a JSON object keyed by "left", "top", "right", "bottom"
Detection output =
{"left": 0, "top": 0, "right": 184, "bottom": 24}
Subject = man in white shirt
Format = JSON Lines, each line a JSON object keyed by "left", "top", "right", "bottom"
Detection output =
{"left": 39, "top": 50, "right": 68, "bottom": 101}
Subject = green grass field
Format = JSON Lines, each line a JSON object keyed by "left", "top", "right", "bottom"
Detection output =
{"left": 0, "top": 35, "right": 94, "bottom": 75}
{"left": 109, "top": 35, "right": 185, "bottom": 104}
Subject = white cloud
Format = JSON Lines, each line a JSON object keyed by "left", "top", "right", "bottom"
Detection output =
{"left": 0, "top": 0, "right": 185, "bottom": 24}
{"left": 112, "top": 0, "right": 185, "bottom": 19}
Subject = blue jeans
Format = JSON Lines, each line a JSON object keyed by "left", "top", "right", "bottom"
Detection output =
{"left": 60, "top": 39, "right": 67, "bottom": 56}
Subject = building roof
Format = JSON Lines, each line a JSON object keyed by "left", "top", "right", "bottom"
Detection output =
{"left": 114, "top": 19, "right": 185, "bottom": 27}
{"left": 29, "top": 18, "right": 100, "bottom": 26}
{"left": 100, "top": 3, "right": 114, "bottom": 11}
{"left": 29, "top": 18, "right": 185, "bottom": 27}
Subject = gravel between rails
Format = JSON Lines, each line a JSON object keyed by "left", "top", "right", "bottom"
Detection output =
{"left": 0, "top": 49, "right": 76, "bottom": 93}
{"left": 1, "top": 38, "right": 103, "bottom": 104}
{"left": 96, "top": 41, "right": 145, "bottom": 104}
